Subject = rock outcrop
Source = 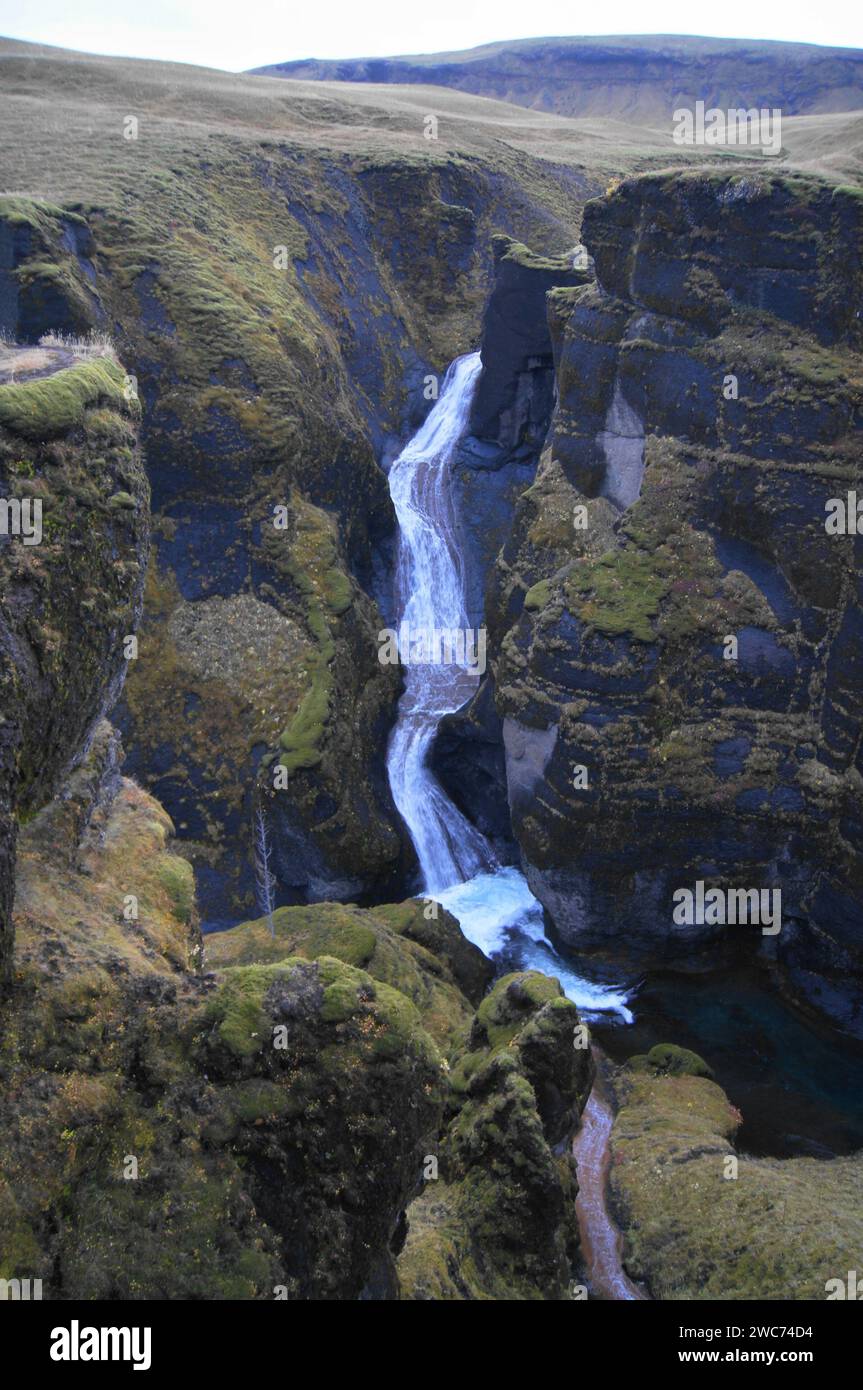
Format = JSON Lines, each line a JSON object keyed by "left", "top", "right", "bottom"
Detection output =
{"left": 608, "top": 1049, "right": 863, "bottom": 1299}
{"left": 432, "top": 236, "right": 590, "bottom": 853}
{"left": 0, "top": 736, "right": 592, "bottom": 1298}
{"left": 488, "top": 171, "right": 863, "bottom": 1032}
{"left": 398, "top": 970, "right": 594, "bottom": 1300}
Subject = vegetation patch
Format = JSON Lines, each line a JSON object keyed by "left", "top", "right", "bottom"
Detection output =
{"left": 0, "top": 359, "right": 136, "bottom": 439}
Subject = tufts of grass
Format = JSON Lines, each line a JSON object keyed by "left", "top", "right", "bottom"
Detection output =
{"left": 0, "top": 358, "right": 137, "bottom": 439}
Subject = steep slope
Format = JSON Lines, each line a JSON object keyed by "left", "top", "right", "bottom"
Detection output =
{"left": 486, "top": 169, "right": 863, "bottom": 1033}
{"left": 0, "top": 339, "right": 148, "bottom": 981}
{"left": 254, "top": 35, "right": 863, "bottom": 122}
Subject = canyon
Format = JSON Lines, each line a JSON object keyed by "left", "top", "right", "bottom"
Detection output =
{"left": 0, "top": 33, "right": 861, "bottom": 1301}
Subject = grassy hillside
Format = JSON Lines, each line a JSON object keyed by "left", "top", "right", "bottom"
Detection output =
{"left": 4, "top": 33, "right": 862, "bottom": 190}
{"left": 254, "top": 33, "right": 863, "bottom": 127}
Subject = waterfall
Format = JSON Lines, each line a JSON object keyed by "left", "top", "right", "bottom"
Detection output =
{"left": 386, "top": 352, "right": 494, "bottom": 894}
{"left": 385, "top": 352, "right": 632, "bottom": 1023}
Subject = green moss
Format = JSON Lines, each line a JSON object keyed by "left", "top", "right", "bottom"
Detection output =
{"left": 629, "top": 1042, "right": 714, "bottom": 1078}
{"left": 567, "top": 546, "right": 668, "bottom": 642}
{"left": 0, "top": 194, "right": 79, "bottom": 228}
{"left": 0, "top": 359, "right": 137, "bottom": 439}
{"left": 157, "top": 855, "right": 196, "bottom": 926}
{"left": 524, "top": 579, "right": 553, "bottom": 612}
{"left": 278, "top": 671, "right": 329, "bottom": 770}
{"left": 474, "top": 970, "right": 564, "bottom": 1049}
{"left": 108, "top": 491, "right": 137, "bottom": 510}
{"left": 208, "top": 904, "right": 378, "bottom": 970}
{"left": 609, "top": 1068, "right": 863, "bottom": 1300}
{"left": 493, "top": 234, "right": 574, "bottom": 273}
{"left": 205, "top": 964, "right": 277, "bottom": 1058}
{"left": 833, "top": 184, "right": 863, "bottom": 203}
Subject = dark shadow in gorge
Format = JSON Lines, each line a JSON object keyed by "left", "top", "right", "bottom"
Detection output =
{"left": 590, "top": 948, "right": 863, "bottom": 1159}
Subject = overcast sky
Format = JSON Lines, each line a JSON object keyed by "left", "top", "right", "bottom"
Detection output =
{"left": 1, "top": 0, "right": 860, "bottom": 73}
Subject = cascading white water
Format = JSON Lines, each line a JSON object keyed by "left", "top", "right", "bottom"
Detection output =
{"left": 386, "top": 353, "right": 493, "bottom": 894}
{"left": 385, "top": 352, "right": 631, "bottom": 1022}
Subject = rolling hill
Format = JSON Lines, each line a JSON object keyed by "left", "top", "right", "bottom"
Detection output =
{"left": 252, "top": 33, "right": 863, "bottom": 123}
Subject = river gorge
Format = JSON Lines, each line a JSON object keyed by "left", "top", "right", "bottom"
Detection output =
{"left": 0, "top": 27, "right": 861, "bottom": 1309}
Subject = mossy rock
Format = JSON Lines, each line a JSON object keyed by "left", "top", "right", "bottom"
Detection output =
{"left": 629, "top": 1042, "right": 714, "bottom": 1079}
{"left": 205, "top": 899, "right": 481, "bottom": 1052}
{"left": 0, "top": 359, "right": 137, "bottom": 439}
{"left": 609, "top": 1067, "right": 863, "bottom": 1299}
{"left": 399, "top": 969, "right": 594, "bottom": 1300}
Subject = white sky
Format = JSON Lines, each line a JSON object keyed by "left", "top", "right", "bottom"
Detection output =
{"left": 0, "top": 0, "right": 860, "bottom": 74}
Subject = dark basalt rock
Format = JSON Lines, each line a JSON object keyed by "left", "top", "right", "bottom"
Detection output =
{"left": 469, "top": 235, "right": 590, "bottom": 449}
{"left": 489, "top": 171, "right": 863, "bottom": 1033}
{"left": 0, "top": 204, "right": 105, "bottom": 342}
{"left": 435, "top": 237, "right": 592, "bottom": 841}
{"left": 431, "top": 676, "right": 514, "bottom": 858}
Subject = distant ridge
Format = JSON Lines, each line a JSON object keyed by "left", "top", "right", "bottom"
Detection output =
{"left": 251, "top": 34, "right": 863, "bottom": 122}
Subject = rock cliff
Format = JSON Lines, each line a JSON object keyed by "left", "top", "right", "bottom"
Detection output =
{"left": 487, "top": 170, "right": 863, "bottom": 1032}
{"left": 0, "top": 343, "right": 148, "bottom": 981}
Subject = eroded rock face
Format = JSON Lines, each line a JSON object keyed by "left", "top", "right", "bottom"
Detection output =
{"left": 0, "top": 199, "right": 105, "bottom": 343}
{"left": 0, "top": 352, "right": 148, "bottom": 981}
{"left": 490, "top": 172, "right": 863, "bottom": 1031}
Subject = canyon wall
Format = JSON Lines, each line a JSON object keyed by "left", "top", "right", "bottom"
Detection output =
{"left": 0, "top": 337, "right": 148, "bottom": 981}
{"left": 484, "top": 170, "right": 863, "bottom": 1032}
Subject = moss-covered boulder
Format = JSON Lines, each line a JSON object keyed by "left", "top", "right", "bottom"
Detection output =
{"left": 205, "top": 896, "right": 491, "bottom": 1052}
{"left": 608, "top": 1060, "right": 863, "bottom": 1300}
{"left": 628, "top": 1042, "right": 714, "bottom": 1078}
{"left": 192, "top": 953, "right": 445, "bottom": 1298}
{"left": 398, "top": 971, "right": 595, "bottom": 1300}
